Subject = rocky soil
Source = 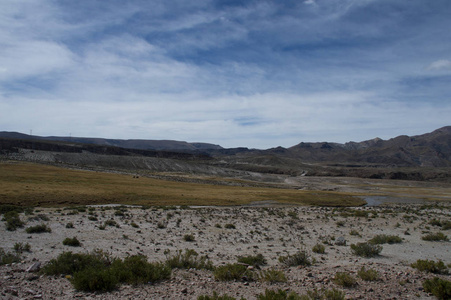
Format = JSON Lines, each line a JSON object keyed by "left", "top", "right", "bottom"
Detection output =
{"left": 1, "top": 203, "right": 450, "bottom": 299}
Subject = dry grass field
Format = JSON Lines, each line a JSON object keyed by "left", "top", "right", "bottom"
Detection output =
{"left": 0, "top": 161, "right": 364, "bottom": 207}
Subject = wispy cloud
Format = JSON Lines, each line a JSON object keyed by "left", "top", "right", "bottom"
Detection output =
{"left": 1, "top": 0, "right": 450, "bottom": 148}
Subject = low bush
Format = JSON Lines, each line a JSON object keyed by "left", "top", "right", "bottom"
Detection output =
{"left": 42, "top": 251, "right": 111, "bottom": 276}
{"left": 278, "top": 250, "right": 312, "bottom": 267}
{"left": 256, "top": 289, "right": 301, "bottom": 300}
{"left": 357, "top": 266, "right": 379, "bottom": 281}
{"left": 333, "top": 272, "right": 357, "bottom": 287}
{"left": 14, "top": 242, "right": 31, "bottom": 253}
{"left": 302, "top": 288, "right": 345, "bottom": 300}
{"left": 422, "top": 277, "right": 451, "bottom": 300}
{"left": 237, "top": 253, "right": 267, "bottom": 267}
{"left": 350, "top": 242, "right": 382, "bottom": 257}
{"left": 411, "top": 259, "right": 449, "bottom": 274}
{"left": 422, "top": 232, "right": 449, "bottom": 241}
{"left": 164, "top": 249, "right": 213, "bottom": 270}
{"left": 72, "top": 267, "right": 118, "bottom": 292}
{"left": 0, "top": 248, "right": 21, "bottom": 265}
{"left": 25, "top": 224, "right": 51, "bottom": 233}
{"left": 224, "top": 223, "right": 236, "bottom": 229}
{"left": 3, "top": 211, "right": 24, "bottom": 231}
{"left": 183, "top": 234, "right": 195, "bottom": 242}
{"left": 258, "top": 268, "right": 287, "bottom": 283}
{"left": 65, "top": 222, "right": 74, "bottom": 228}
{"left": 197, "top": 291, "right": 238, "bottom": 300}
{"left": 368, "top": 234, "right": 402, "bottom": 245}
{"left": 312, "top": 243, "right": 326, "bottom": 254}
{"left": 214, "top": 263, "right": 252, "bottom": 281}
{"left": 110, "top": 255, "right": 171, "bottom": 285}
{"left": 63, "top": 237, "right": 81, "bottom": 247}
{"left": 130, "top": 222, "right": 139, "bottom": 228}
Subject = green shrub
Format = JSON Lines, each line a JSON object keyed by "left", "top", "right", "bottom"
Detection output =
{"left": 368, "top": 234, "right": 402, "bottom": 245}
{"left": 197, "top": 291, "right": 238, "bottom": 300}
{"left": 3, "top": 211, "right": 24, "bottom": 231}
{"left": 312, "top": 243, "right": 326, "bottom": 254}
{"left": 164, "top": 249, "right": 213, "bottom": 270}
{"left": 63, "top": 237, "right": 81, "bottom": 247}
{"left": 0, "top": 205, "right": 25, "bottom": 215}
{"left": 42, "top": 251, "right": 111, "bottom": 275}
{"left": 110, "top": 255, "right": 171, "bottom": 285}
{"left": 256, "top": 289, "right": 301, "bottom": 300}
{"left": 422, "top": 277, "right": 451, "bottom": 300}
{"left": 225, "top": 223, "right": 236, "bottom": 229}
{"left": 350, "top": 242, "right": 382, "bottom": 257}
{"left": 411, "top": 259, "right": 449, "bottom": 274}
{"left": 258, "top": 268, "right": 287, "bottom": 283}
{"left": 183, "top": 234, "right": 195, "bottom": 242}
{"left": 65, "top": 222, "right": 74, "bottom": 228}
{"left": 25, "top": 224, "right": 51, "bottom": 233}
{"left": 349, "top": 230, "right": 361, "bottom": 237}
{"left": 333, "top": 272, "right": 357, "bottom": 287}
{"left": 130, "top": 222, "right": 139, "bottom": 228}
{"left": 14, "top": 242, "right": 31, "bottom": 253}
{"left": 442, "top": 221, "right": 451, "bottom": 230}
{"left": 278, "top": 250, "right": 312, "bottom": 267}
{"left": 302, "top": 288, "right": 345, "bottom": 300}
{"left": 422, "top": 232, "right": 449, "bottom": 241}
{"left": 357, "top": 266, "right": 379, "bottom": 281}
{"left": 71, "top": 267, "right": 118, "bottom": 292}
{"left": 104, "top": 219, "right": 118, "bottom": 227}
{"left": 237, "top": 253, "right": 267, "bottom": 267}
{"left": 0, "top": 248, "right": 21, "bottom": 265}
{"left": 429, "top": 219, "right": 442, "bottom": 227}
{"left": 214, "top": 263, "right": 252, "bottom": 281}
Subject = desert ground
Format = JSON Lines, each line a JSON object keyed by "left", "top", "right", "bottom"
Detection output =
{"left": 1, "top": 201, "right": 450, "bottom": 299}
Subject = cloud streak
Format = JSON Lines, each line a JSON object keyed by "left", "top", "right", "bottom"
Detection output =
{"left": 1, "top": 0, "right": 450, "bottom": 148}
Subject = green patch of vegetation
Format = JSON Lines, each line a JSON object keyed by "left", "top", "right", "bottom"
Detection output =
{"left": 25, "top": 223, "right": 51, "bottom": 233}
{"left": 422, "top": 232, "right": 449, "bottom": 241}
{"left": 278, "top": 250, "right": 313, "bottom": 267}
{"left": 312, "top": 243, "right": 326, "bottom": 254}
{"left": 0, "top": 248, "right": 21, "bottom": 265}
{"left": 2, "top": 211, "right": 25, "bottom": 231}
{"left": 422, "top": 277, "right": 451, "bottom": 300}
{"left": 357, "top": 266, "right": 379, "bottom": 281}
{"left": 350, "top": 242, "right": 382, "bottom": 257}
{"left": 349, "top": 230, "right": 361, "bottom": 237}
{"left": 224, "top": 223, "right": 236, "bottom": 229}
{"left": 301, "top": 288, "right": 346, "bottom": 300}
{"left": 164, "top": 249, "right": 213, "bottom": 270}
{"left": 213, "top": 263, "right": 253, "bottom": 281}
{"left": 14, "top": 242, "right": 31, "bottom": 253}
{"left": 368, "top": 234, "right": 402, "bottom": 245}
{"left": 258, "top": 268, "right": 287, "bottom": 283}
{"left": 197, "top": 291, "right": 240, "bottom": 300}
{"left": 237, "top": 253, "right": 267, "bottom": 267}
{"left": 63, "top": 237, "right": 81, "bottom": 247}
{"left": 130, "top": 222, "right": 139, "bottom": 228}
{"left": 411, "top": 259, "right": 449, "bottom": 274}
{"left": 65, "top": 222, "right": 74, "bottom": 228}
{"left": 256, "top": 289, "right": 301, "bottom": 300}
{"left": 183, "top": 234, "right": 195, "bottom": 242}
{"left": 333, "top": 272, "right": 357, "bottom": 288}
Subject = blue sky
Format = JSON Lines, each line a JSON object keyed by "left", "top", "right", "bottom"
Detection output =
{"left": 1, "top": 0, "right": 450, "bottom": 148}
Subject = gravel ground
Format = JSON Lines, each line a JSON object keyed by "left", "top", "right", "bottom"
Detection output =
{"left": 1, "top": 203, "right": 450, "bottom": 299}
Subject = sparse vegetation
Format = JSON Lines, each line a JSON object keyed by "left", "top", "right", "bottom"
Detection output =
{"left": 357, "top": 266, "right": 380, "bottom": 281}
{"left": 0, "top": 248, "right": 21, "bottom": 265}
{"left": 256, "top": 289, "right": 301, "bottom": 300}
{"left": 197, "top": 291, "right": 239, "bottom": 300}
{"left": 312, "top": 243, "right": 326, "bottom": 254}
{"left": 422, "top": 232, "right": 449, "bottom": 241}
{"left": 2, "top": 211, "right": 24, "bottom": 231}
{"left": 25, "top": 223, "right": 51, "bottom": 233}
{"left": 225, "top": 223, "right": 236, "bottom": 229}
{"left": 422, "top": 277, "right": 451, "bottom": 300}
{"left": 237, "top": 253, "right": 267, "bottom": 267}
{"left": 333, "top": 272, "right": 357, "bottom": 288}
{"left": 63, "top": 237, "right": 82, "bottom": 247}
{"left": 14, "top": 242, "right": 31, "bottom": 253}
{"left": 183, "top": 234, "right": 195, "bottom": 242}
{"left": 411, "top": 259, "right": 449, "bottom": 274}
{"left": 164, "top": 249, "right": 213, "bottom": 270}
{"left": 258, "top": 268, "right": 287, "bottom": 283}
{"left": 214, "top": 263, "right": 252, "bottom": 281}
{"left": 350, "top": 242, "right": 382, "bottom": 257}
{"left": 278, "top": 250, "right": 312, "bottom": 267}
{"left": 368, "top": 234, "right": 402, "bottom": 245}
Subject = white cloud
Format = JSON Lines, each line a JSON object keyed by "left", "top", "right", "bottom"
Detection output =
{"left": 427, "top": 59, "right": 451, "bottom": 71}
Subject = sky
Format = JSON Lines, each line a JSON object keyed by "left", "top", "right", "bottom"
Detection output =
{"left": 1, "top": 0, "right": 450, "bottom": 149}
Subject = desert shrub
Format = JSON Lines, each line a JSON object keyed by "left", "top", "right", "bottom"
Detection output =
{"left": 157, "top": 221, "right": 166, "bottom": 229}
{"left": 376, "top": 234, "right": 403, "bottom": 244}
{"left": 183, "top": 234, "right": 195, "bottom": 242}
{"left": 336, "top": 221, "right": 345, "bottom": 227}
{"left": 312, "top": 243, "right": 326, "bottom": 254}
{"left": 0, "top": 205, "right": 25, "bottom": 215}
{"left": 130, "top": 222, "right": 139, "bottom": 228}
{"left": 258, "top": 268, "right": 287, "bottom": 283}
{"left": 357, "top": 266, "right": 379, "bottom": 281}
{"left": 302, "top": 288, "right": 345, "bottom": 300}
{"left": 164, "top": 249, "right": 213, "bottom": 270}
{"left": 25, "top": 223, "right": 51, "bottom": 233}
{"left": 197, "top": 291, "right": 238, "bottom": 300}
{"left": 104, "top": 219, "right": 118, "bottom": 227}
{"left": 225, "top": 223, "right": 236, "bottom": 229}
{"left": 333, "top": 272, "right": 357, "bottom": 287}
{"left": 237, "top": 253, "right": 267, "bottom": 267}
{"left": 278, "top": 250, "right": 312, "bottom": 267}
{"left": 88, "top": 216, "right": 98, "bottom": 221}
{"left": 422, "top": 232, "right": 449, "bottom": 241}
{"left": 442, "top": 221, "right": 451, "bottom": 230}
{"left": 71, "top": 267, "right": 118, "bottom": 292}
{"left": 42, "top": 251, "right": 111, "bottom": 275}
{"left": 110, "top": 255, "right": 171, "bottom": 285}
{"left": 214, "top": 263, "right": 252, "bottom": 281}
{"left": 0, "top": 248, "right": 21, "bottom": 265}
{"left": 3, "top": 211, "right": 24, "bottom": 231}
{"left": 411, "top": 259, "right": 449, "bottom": 274}
{"left": 114, "top": 210, "right": 125, "bottom": 217}
{"left": 422, "top": 277, "right": 451, "bottom": 300}
{"left": 350, "top": 242, "right": 382, "bottom": 257}
{"left": 429, "top": 219, "right": 442, "bottom": 227}
{"left": 368, "top": 234, "right": 402, "bottom": 245}
{"left": 14, "top": 242, "right": 31, "bottom": 253}
{"left": 349, "top": 230, "right": 361, "bottom": 237}
{"left": 63, "top": 237, "right": 81, "bottom": 247}
{"left": 65, "top": 222, "right": 74, "bottom": 228}
{"left": 256, "top": 289, "right": 301, "bottom": 300}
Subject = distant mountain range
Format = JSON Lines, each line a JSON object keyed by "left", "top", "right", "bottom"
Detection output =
{"left": 1, "top": 126, "right": 450, "bottom": 172}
